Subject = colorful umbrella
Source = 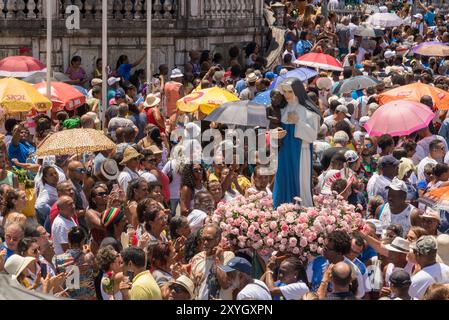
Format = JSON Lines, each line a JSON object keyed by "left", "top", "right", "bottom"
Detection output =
{"left": 364, "top": 100, "right": 434, "bottom": 137}
{"left": 366, "top": 12, "right": 403, "bottom": 27}
{"left": 333, "top": 76, "right": 381, "bottom": 94}
{"left": 0, "top": 78, "right": 51, "bottom": 113}
{"left": 414, "top": 42, "right": 449, "bottom": 57}
{"left": 294, "top": 53, "right": 343, "bottom": 71}
{"left": 177, "top": 87, "right": 240, "bottom": 114}
{"left": 378, "top": 83, "right": 449, "bottom": 110}
{"left": 73, "top": 85, "right": 89, "bottom": 97}
{"left": 36, "top": 128, "right": 116, "bottom": 156}
{"left": 413, "top": 41, "right": 443, "bottom": 54}
{"left": 422, "top": 186, "right": 449, "bottom": 210}
{"left": 23, "top": 71, "right": 70, "bottom": 84}
{"left": 34, "top": 82, "right": 86, "bottom": 112}
{"left": 270, "top": 68, "right": 318, "bottom": 89}
{"left": 204, "top": 101, "right": 269, "bottom": 127}
{"left": 0, "top": 56, "right": 46, "bottom": 78}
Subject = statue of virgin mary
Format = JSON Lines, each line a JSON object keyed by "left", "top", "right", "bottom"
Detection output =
{"left": 272, "top": 78, "right": 322, "bottom": 208}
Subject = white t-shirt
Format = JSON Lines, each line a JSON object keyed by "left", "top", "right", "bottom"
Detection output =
{"left": 162, "top": 159, "right": 182, "bottom": 200}
{"left": 379, "top": 203, "right": 415, "bottom": 236}
{"left": 237, "top": 279, "right": 273, "bottom": 300}
{"left": 51, "top": 215, "right": 77, "bottom": 255}
{"left": 279, "top": 281, "right": 309, "bottom": 300}
{"left": 409, "top": 263, "right": 449, "bottom": 300}
{"left": 417, "top": 157, "right": 438, "bottom": 182}
{"left": 412, "top": 135, "right": 447, "bottom": 165}
{"left": 117, "top": 167, "right": 140, "bottom": 193}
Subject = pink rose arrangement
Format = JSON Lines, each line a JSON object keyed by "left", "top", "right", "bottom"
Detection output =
{"left": 212, "top": 192, "right": 364, "bottom": 262}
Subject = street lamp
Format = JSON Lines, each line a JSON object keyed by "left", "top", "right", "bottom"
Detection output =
{"left": 147, "top": 0, "right": 152, "bottom": 91}
{"left": 46, "top": 0, "right": 52, "bottom": 103}
{"left": 101, "top": 0, "right": 108, "bottom": 129}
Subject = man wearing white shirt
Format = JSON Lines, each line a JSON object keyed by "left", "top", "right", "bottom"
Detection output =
{"left": 369, "top": 156, "right": 399, "bottom": 202}
{"left": 51, "top": 196, "right": 77, "bottom": 255}
{"left": 412, "top": 127, "right": 447, "bottom": 165}
{"left": 417, "top": 139, "right": 445, "bottom": 181}
{"left": 118, "top": 146, "right": 142, "bottom": 193}
{"left": 409, "top": 236, "right": 449, "bottom": 300}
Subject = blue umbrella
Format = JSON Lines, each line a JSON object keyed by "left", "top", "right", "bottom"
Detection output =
{"left": 73, "top": 85, "right": 88, "bottom": 97}
{"left": 269, "top": 67, "right": 318, "bottom": 89}
{"left": 252, "top": 90, "right": 272, "bottom": 106}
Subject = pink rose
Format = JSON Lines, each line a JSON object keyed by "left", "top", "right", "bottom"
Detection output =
{"left": 299, "top": 237, "right": 308, "bottom": 247}
{"left": 292, "top": 247, "right": 300, "bottom": 255}
{"left": 269, "top": 221, "right": 278, "bottom": 230}
{"left": 280, "top": 238, "right": 288, "bottom": 245}
{"left": 266, "top": 238, "right": 274, "bottom": 247}
{"left": 309, "top": 243, "right": 318, "bottom": 252}
{"left": 289, "top": 237, "right": 298, "bottom": 247}
{"left": 279, "top": 244, "right": 286, "bottom": 252}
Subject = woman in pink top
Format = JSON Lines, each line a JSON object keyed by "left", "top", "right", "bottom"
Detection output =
{"left": 65, "top": 56, "right": 87, "bottom": 87}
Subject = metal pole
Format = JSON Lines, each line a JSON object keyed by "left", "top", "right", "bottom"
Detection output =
{"left": 101, "top": 0, "right": 108, "bottom": 129}
{"left": 147, "top": 0, "right": 152, "bottom": 91}
{"left": 46, "top": 0, "right": 52, "bottom": 102}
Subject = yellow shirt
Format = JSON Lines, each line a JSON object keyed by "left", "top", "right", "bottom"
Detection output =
{"left": 208, "top": 173, "right": 251, "bottom": 193}
{"left": 129, "top": 271, "right": 162, "bottom": 300}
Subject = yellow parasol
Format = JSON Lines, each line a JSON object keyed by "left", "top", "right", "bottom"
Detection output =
{"left": 36, "top": 128, "right": 116, "bottom": 157}
{"left": 0, "top": 77, "right": 51, "bottom": 113}
{"left": 177, "top": 87, "right": 240, "bottom": 115}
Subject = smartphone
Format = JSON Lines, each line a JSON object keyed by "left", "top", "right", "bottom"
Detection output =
{"left": 40, "top": 263, "right": 47, "bottom": 279}
{"left": 126, "top": 271, "right": 135, "bottom": 281}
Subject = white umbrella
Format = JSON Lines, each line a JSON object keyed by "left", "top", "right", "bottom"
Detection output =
{"left": 366, "top": 13, "right": 403, "bottom": 28}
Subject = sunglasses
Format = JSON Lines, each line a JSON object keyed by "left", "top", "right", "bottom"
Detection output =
{"left": 73, "top": 168, "right": 87, "bottom": 174}
{"left": 96, "top": 192, "right": 108, "bottom": 197}
{"left": 170, "top": 284, "right": 187, "bottom": 294}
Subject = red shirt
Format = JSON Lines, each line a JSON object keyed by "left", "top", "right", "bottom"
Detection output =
{"left": 157, "top": 169, "right": 170, "bottom": 203}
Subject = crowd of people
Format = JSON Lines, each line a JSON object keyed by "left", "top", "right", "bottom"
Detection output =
{"left": 2, "top": 0, "right": 449, "bottom": 301}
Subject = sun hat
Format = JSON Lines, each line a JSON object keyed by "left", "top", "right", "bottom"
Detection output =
{"left": 4, "top": 254, "right": 35, "bottom": 277}
{"left": 146, "top": 145, "right": 162, "bottom": 156}
{"left": 398, "top": 158, "right": 415, "bottom": 180}
{"left": 169, "top": 276, "right": 195, "bottom": 300}
{"left": 436, "top": 234, "right": 449, "bottom": 265}
{"left": 107, "top": 77, "right": 121, "bottom": 86}
{"left": 170, "top": 68, "right": 184, "bottom": 79}
{"left": 389, "top": 269, "right": 412, "bottom": 287}
{"left": 219, "top": 257, "right": 252, "bottom": 276}
{"left": 91, "top": 78, "right": 103, "bottom": 87}
{"left": 143, "top": 94, "right": 161, "bottom": 108}
{"left": 385, "top": 237, "right": 410, "bottom": 254}
{"left": 101, "top": 207, "right": 125, "bottom": 228}
{"left": 120, "top": 146, "right": 142, "bottom": 165}
{"left": 100, "top": 159, "right": 119, "bottom": 181}
{"left": 411, "top": 235, "right": 437, "bottom": 256}
{"left": 422, "top": 207, "right": 441, "bottom": 222}
{"left": 386, "top": 176, "right": 408, "bottom": 193}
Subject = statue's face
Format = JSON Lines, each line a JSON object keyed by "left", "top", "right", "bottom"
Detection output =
{"left": 282, "top": 86, "right": 295, "bottom": 103}
{"left": 271, "top": 91, "right": 283, "bottom": 107}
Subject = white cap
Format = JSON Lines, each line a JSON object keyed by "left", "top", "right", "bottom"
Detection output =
{"left": 344, "top": 150, "right": 359, "bottom": 163}
{"left": 387, "top": 177, "right": 408, "bottom": 193}
{"left": 384, "top": 50, "right": 396, "bottom": 59}
{"left": 414, "top": 13, "right": 423, "bottom": 19}
{"left": 107, "top": 77, "right": 121, "bottom": 86}
{"left": 359, "top": 116, "right": 370, "bottom": 126}
{"left": 170, "top": 68, "right": 184, "bottom": 79}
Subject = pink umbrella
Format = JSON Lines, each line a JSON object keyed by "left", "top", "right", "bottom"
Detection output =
{"left": 0, "top": 56, "right": 46, "bottom": 78}
{"left": 364, "top": 100, "right": 434, "bottom": 137}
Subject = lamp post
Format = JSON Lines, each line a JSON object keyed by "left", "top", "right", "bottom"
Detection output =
{"left": 101, "top": 0, "right": 108, "bottom": 129}
{"left": 147, "top": 0, "right": 152, "bottom": 91}
{"left": 46, "top": 0, "right": 52, "bottom": 101}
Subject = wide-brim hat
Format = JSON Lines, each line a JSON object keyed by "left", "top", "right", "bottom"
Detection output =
{"left": 246, "top": 72, "right": 258, "bottom": 83}
{"left": 100, "top": 159, "right": 119, "bottom": 180}
{"left": 4, "top": 255, "right": 35, "bottom": 278}
{"left": 436, "top": 234, "right": 449, "bottom": 265}
{"left": 385, "top": 237, "right": 410, "bottom": 254}
{"left": 316, "top": 77, "right": 333, "bottom": 90}
{"left": 143, "top": 94, "right": 161, "bottom": 108}
{"left": 120, "top": 147, "right": 143, "bottom": 165}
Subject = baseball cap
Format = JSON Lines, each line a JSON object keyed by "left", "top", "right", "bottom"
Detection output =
{"left": 265, "top": 71, "right": 277, "bottom": 80}
{"left": 389, "top": 269, "right": 412, "bottom": 287}
{"left": 336, "top": 105, "right": 351, "bottom": 117}
{"left": 170, "top": 68, "right": 184, "bottom": 79}
{"left": 344, "top": 150, "right": 359, "bottom": 163}
{"left": 219, "top": 257, "right": 252, "bottom": 275}
{"left": 379, "top": 155, "right": 400, "bottom": 168}
{"left": 359, "top": 116, "right": 370, "bottom": 127}
{"left": 108, "top": 77, "right": 121, "bottom": 86}
{"left": 410, "top": 235, "right": 437, "bottom": 256}
{"left": 387, "top": 177, "right": 408, "bottom": 193}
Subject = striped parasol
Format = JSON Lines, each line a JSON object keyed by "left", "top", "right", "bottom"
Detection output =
{"left": 36, "top": 128, "right": 116, "bottom": 157}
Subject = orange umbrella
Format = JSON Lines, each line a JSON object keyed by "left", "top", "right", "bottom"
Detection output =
{"left": 422, "top": 186, "right": 449, "bottom": 210}
{"left": 378, "top": 83, "right": 449, "bottom": 110}
{"left": 34, "top": 82, "right": 86, "bottom": 112}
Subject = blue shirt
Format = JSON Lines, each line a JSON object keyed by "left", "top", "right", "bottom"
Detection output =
{"left": 310, "top": 256, "right": 329, "bottom": 292}
{"left": 296, "top": 40, "right": 312, "bottom": 56}
{"left": 0, "top": 242, "right": 15, "bottom": 261}
{"left": 117, "top": 63, "right": 132, "bottom": 81}
{"left": 8, "top": 140, "right": 35, "bottom": 166}
{"left": 424, "top": 11, "right": 436, "bottom": 27}
{"left": 235, "top": 79, "right": 247, "bottom": 94}
{"left": 353, "top": 258, "right": 366, "bottom": 275}
{"left": 359, "top": 245, "right": 377, "bottom": 263}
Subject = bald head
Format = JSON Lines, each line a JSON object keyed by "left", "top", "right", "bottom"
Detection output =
{"left": 331, "top": 262, "right": 352, "bottom": 288}
{"left": 56, "top": 195, "right": 75, "bottom": 218}
{"left": 80, "top": 114, "right": 95, "bottom": 129}
{"left": 67, "top": 161, "right": 85, "bottom": 182}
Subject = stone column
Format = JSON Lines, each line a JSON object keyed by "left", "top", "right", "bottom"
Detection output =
{"left": 271, "top": 2, "right": 285, "bottom": 27}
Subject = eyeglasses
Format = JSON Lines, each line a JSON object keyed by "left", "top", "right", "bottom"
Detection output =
{"left": 170, "top": 284, "right": 187, "bottom": 294}
{"left": 72, "top": 168, "right": 87, "bottom": 174}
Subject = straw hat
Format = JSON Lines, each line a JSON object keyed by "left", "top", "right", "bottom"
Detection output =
{"left": 5, "top": 254, "right": 35, "bottom": 278}
{"left": 91, "top": 78, "right": 103, "bottom": 87}
{"left": 246, "top": 73, "right": 258, "bottom": 83}
{"left": 169, "top": 276, "right": 195, "bottom": 300}
{"left": 120, "top": 146, "right": 142, "bottom": 165}
{"left": 316, "top": 77, "right": 332, "bottom": 90}
{"left": 143, "top": 94, "right": 161, "bottom": 108}
{"left": 385, "top": 237, "right": 410, "bottom": 254}
{"left": 100, "top": 159, "right": 119, "bottom": 181}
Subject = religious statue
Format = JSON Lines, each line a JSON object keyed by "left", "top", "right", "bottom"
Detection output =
{"left": 271, "top": 78, "right": 322, "bottom": 208}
